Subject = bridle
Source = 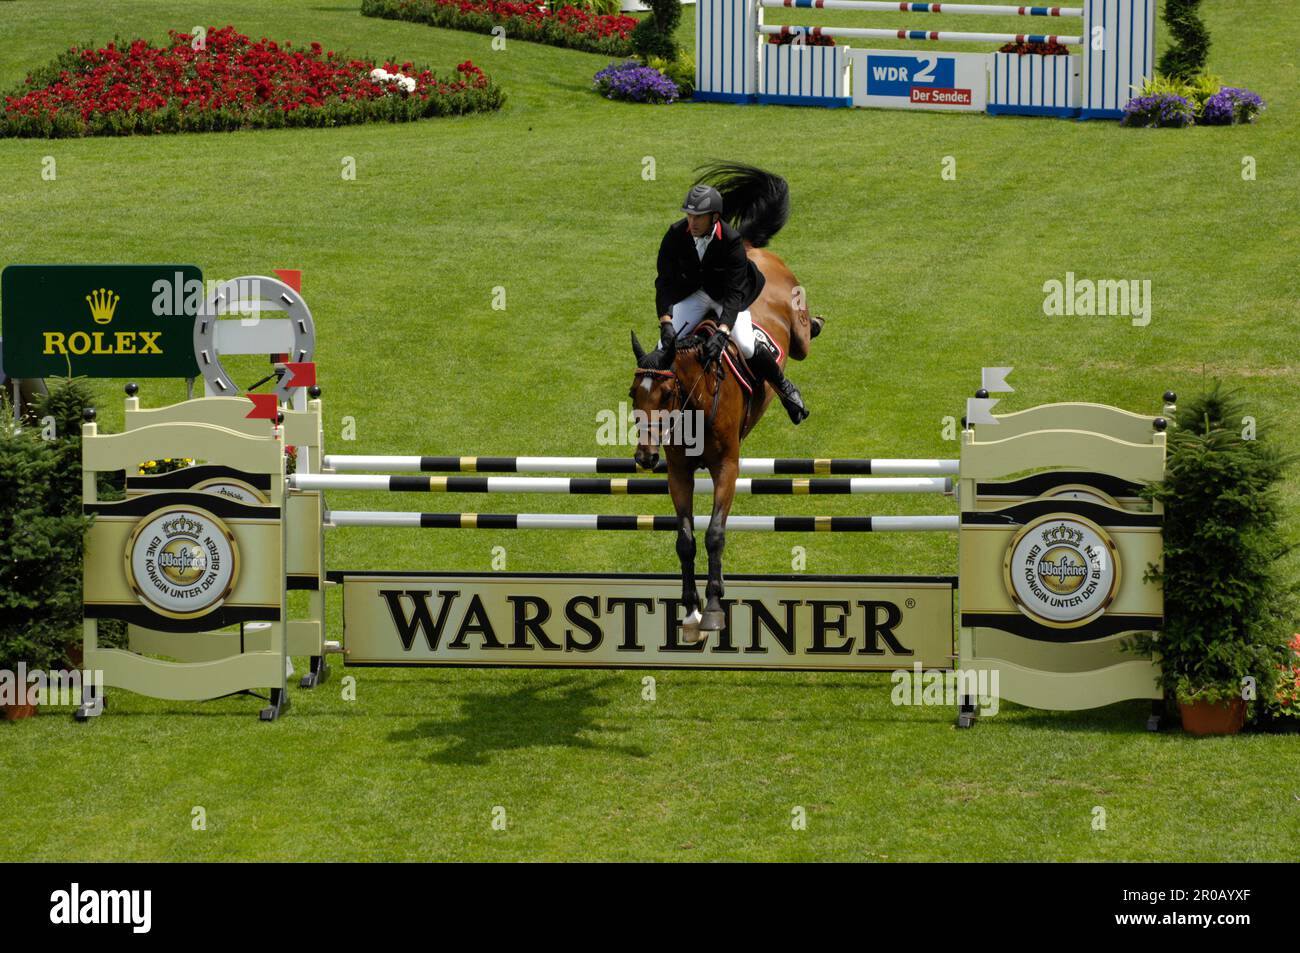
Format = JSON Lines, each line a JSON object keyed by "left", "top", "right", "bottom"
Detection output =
{"left": 632, "top": 349, "right": 726, "bottom": 448}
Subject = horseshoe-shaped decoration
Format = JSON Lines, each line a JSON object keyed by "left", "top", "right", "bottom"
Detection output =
{"left": 193, "top": 274, "right": 316, "bottom": 404}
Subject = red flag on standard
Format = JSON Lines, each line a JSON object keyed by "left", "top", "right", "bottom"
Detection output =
{"left": 244, "top": 393, "right": 279, "bottom": 420}
{"left": 284, "top": 361, "right": 317, "bottom": 389}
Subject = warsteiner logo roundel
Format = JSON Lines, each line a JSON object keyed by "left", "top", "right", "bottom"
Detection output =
{"left": 124, "top": 506, "right": 239, "bottom": 619}
{"left": 1002, "top": 514, "right": 1120, "bottom": 628}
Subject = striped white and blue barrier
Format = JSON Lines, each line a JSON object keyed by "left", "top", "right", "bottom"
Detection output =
{"left": 694, "top": 0, "right": 1155, "bottom": 119}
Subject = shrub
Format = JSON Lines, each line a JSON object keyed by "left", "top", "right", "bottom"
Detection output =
{"left": 1183, "top": 72, "right": 1224, "bottom": 113}
{"left": 643, "top": 54, "right": 694, "bottom": 99}
{"left": 631, "top": 0, "right": 681, "bottom": 61}
{"left": 1159, "top": 0, "right": 1211, "bottom": 81}
{"left": 0, "top": 379, "right": 96, "bottom": 672}
{"left": 1128, "top": 385, "right": 1299, "bottom": 719}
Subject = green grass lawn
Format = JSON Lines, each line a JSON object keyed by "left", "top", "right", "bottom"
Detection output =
{"left": 0, "top": 0, "right": 1296, "bottom": 861}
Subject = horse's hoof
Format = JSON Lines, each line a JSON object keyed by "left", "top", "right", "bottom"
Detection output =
{"left": 679, "top": 608, "right": 705, "bottom": 644}
{"left": 682, "top": 628, "right": 710, "bottom": 645}
{"left": 700, "top": 610, "right": 726, "bottom": 632}
{"left": 810, "top": 315, "right": 825, "bottom": 339}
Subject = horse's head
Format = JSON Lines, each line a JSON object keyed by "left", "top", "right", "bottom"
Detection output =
{"left": 629, "top": 331, "right": 681, "bottom": 471}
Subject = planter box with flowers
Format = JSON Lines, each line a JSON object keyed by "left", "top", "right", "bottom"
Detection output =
{"left": 0, "top": 26, "right": 503, "bottom": 139}
{"left": 362, "top": 0, "right": 638, "bottom": 57}
{"left": 987, "top": 40, "right": 1079, "bottom": 118}
{"left": 759, "top": 33, "right": 850, "bottom": 108}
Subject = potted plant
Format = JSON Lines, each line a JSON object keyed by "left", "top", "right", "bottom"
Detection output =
{"left": 0, "top": 379, "right": 95, "bottom": 719}
{"left": 1130, "top": 385, "right": 1299, "bottom": 735}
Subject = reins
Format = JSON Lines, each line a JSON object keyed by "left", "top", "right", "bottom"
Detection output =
{"left": 633, "top": 341, "right": 729, "bottom": 444}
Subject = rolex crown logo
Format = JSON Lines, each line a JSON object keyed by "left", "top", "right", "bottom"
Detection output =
{"left": 86, "top": 287, "right": 120, "bottom": 325}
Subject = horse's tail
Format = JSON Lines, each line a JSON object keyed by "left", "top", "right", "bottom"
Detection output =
{"left": 693, "top": 162, "right": 789, "bottom": 248}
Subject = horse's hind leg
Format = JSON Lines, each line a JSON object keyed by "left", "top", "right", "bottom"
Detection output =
{"left": 667, "top": 458, "right": 703, "bottom": 642}
{"left": 700, "top": 457, "right": 738, "bottom": 634}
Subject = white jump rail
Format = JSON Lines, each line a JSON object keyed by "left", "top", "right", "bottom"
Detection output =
{"left": 291, "top": 474, "right": 953, "bottom": 495}
{"left": 324, "top": 511, "right": 960, "bottom": 532}
{"left": 320, "top": 454, "right": 961, "bottom": 476}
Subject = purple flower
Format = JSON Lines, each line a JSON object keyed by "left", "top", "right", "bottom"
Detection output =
{"left": 1121, "top": 93, "right": 1195, "bottom": 128}
{"left": 593, "top": 60, "right": 679, "bottom": 104}
{"left": 1201, "top": 87, "right": 1265, "bottom": 125}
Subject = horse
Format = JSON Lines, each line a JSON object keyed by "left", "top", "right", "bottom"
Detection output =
{"left": 628, "top": 163, "right": 820, "bottom": 639}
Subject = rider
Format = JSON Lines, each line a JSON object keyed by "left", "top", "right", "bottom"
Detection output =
{"left": 644, "top": 183, "right": 809, "bottom": 425}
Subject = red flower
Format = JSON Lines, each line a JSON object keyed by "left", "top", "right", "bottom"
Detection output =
{"left": 1, "top": 24, "right": 500, "bottom": 134}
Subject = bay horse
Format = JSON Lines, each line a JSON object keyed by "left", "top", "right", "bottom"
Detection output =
{"left": 628, "top": 163, "right": 819, "bottom": 640}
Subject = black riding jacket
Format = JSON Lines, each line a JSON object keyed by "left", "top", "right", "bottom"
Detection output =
{"left": 654, "top": 218, "right": 765, "bottom": 328}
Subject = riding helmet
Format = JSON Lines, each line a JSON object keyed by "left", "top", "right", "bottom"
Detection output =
{"left": 681, "top": 184, "right": 724, "bottom": 216}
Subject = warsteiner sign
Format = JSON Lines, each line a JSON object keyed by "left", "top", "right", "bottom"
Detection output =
{"left": 1, "top": 264, "right": 202, "bottom": 378}
{"left": 1004, "top": 514, "right": 1120, "bottom": 628}
{"left": 337, "top": 572, "right": 955, "bottom": 670}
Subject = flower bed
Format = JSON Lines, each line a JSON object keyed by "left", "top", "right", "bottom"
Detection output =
{"left": 0, "top": 25, "right": 504, "bottom": 138}
{"left": 593, "top": 60, "right": 678, "bottom": 104}
{"left": 362, "top": 0, "right": 637, "bottom": 56}
{"left": 1200, "top": 86, "right": 1266, "bottom": 125}
{"left": 1273, "top": 634, "right": 1300, "bottom": 719}
{"left": 1121, "top": 73, "right": 1266, "bottom": 129}
{"left": 1120, "top": 93, "right": 1196, "bottom": 128}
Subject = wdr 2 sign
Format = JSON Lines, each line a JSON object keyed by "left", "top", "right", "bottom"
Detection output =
{"left": 850, "top": 51, "right": 988, "bottom": 112}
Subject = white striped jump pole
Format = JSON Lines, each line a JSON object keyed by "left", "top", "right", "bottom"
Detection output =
{"left": 760, "top": 1, "right": 1083, "bottom": 17}
{"left": 290, "top": 474, "right": 952, "bottom": 495}
{"left": 324, "top": 511, "right": 960, "bottom": 532}
{"left": 759, "top": 24, "right": 1083, "bottom": 43}
{"left": 320, "top": 455, "right": 960, "bottom": 476}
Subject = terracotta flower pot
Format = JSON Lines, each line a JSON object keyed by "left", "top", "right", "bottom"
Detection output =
{"left": 1178, "top": 697, "right": 1246, "bottom": 736}
{"left": 1, "top": 702, "right": 38, "bottom": 722}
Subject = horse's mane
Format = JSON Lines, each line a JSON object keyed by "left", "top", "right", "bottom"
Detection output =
{"left": 675, "top": 332, "right": 711, "bottom": 354}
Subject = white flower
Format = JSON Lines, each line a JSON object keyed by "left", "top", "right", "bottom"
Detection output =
{"left": 400, "top": 76, "right": 416, "bottom": 93}
{"left": 370, "top": 68, "right": 390, "bottom": 82}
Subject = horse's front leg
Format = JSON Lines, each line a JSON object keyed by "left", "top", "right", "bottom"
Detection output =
{"left": 700, "top": 456, "right": 738, "bottom": 634}
{"left": 667, "top": 457, "right": 703, "bottom": 642}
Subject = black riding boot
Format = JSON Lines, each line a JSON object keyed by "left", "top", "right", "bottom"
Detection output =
{"left": 748, "top": 344, "right": 809, "bottom": 424}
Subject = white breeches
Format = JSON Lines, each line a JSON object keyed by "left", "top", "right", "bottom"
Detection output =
{"left": 670, "top": 289, "right": 756, "bottom": 358}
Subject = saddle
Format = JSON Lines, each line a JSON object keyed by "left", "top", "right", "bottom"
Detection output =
{"left": 679, "top": 319, "right": 784, "bottom": 429}
{"left": 681, "top": 319, "right": 751, "bottom": 386}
